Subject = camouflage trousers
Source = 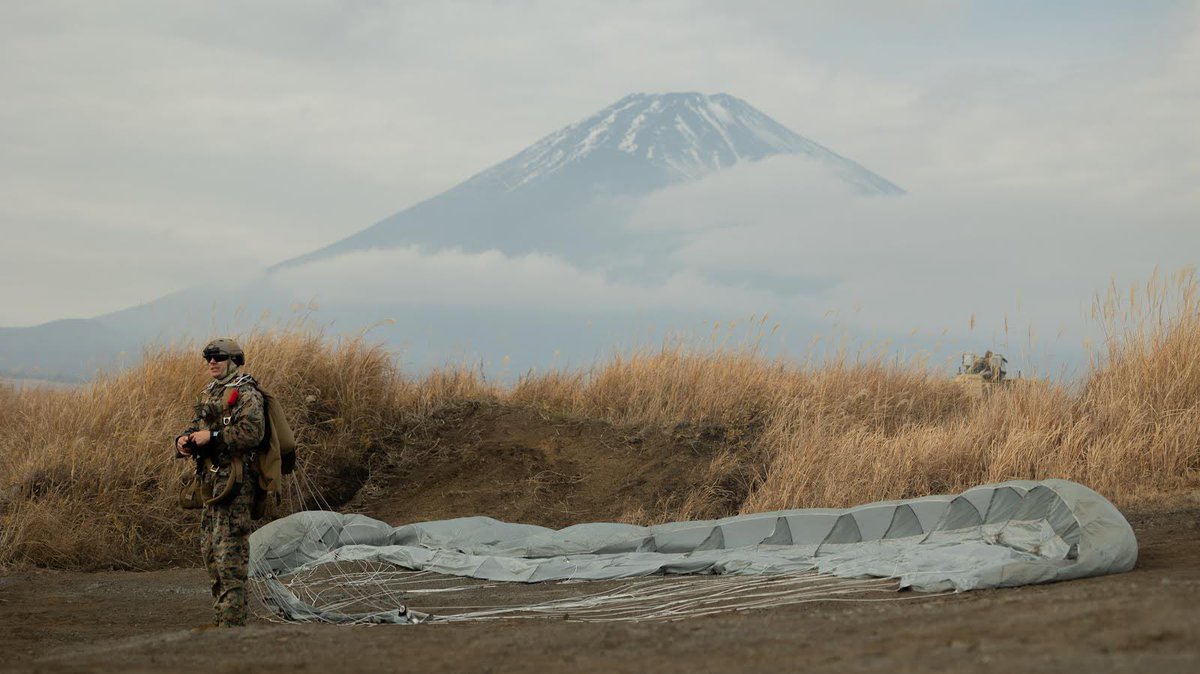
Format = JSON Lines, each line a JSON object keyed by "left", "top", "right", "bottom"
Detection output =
{"left": 199, "top": 465, "right": 255, "bottom": 627}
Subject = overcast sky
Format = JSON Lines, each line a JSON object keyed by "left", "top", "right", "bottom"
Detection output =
{"left": 3, "top": 0, "right": 1198, "bottom": 368}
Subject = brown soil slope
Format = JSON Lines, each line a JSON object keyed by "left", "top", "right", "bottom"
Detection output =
{"left": 345, "top": 400, "right": 759, "bottom": 527}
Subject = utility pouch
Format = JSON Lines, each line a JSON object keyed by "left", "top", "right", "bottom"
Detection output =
{"left": 178, "top": 475, "right": 214, "bottom": 510}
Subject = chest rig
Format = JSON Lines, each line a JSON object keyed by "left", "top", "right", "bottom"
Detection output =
{"left": 180, "top": 376, "right": 255, "bottom": 508}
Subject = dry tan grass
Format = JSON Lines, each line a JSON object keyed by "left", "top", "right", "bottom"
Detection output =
{"left": 740, "top": 270, "right": 1200, "bottom": 511}
{"left": 0, "top": 329, "right": 408, "bottom": 569}
{"left": 1, "top": 272, "right": 1198, "bottom": 570}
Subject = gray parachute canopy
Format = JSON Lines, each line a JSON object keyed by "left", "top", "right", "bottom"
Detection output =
{"left": 250, "top": 479, "right": 1136, "bottom": 623}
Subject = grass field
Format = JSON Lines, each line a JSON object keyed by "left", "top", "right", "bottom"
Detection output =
{"left": 1, "top": 271, "right": 1197, "bottom": 570}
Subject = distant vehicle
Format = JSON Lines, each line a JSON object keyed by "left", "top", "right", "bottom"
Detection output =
{"left": 955, "top": 351, "right": 1008, "bottom": 399}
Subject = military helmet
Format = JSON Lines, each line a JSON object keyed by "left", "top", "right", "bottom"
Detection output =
{"left": 202, "top": 338, "right": 245, "bottom": 366}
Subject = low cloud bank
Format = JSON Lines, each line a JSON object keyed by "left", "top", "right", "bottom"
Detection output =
{"left": 268, "top": 246, "right": 785, "bottom": 316}
{"left": 628, "top": 156, "right": 1195, "bottom": 349}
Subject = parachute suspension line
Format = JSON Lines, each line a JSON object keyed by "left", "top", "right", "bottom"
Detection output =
{"left": 248, "top": 477, "right": 309, "bottom": 622}
{"left": 422, "top": 573, "right": 922, "bottom": 624}
{"left": 256, "top": 558, "right": 936, "bottom": 625}
{"left": 249, "top": 465, "right": 414, "bottom": 623}
{"left": 297, "top": 466, "right": 412, "bottom": 619}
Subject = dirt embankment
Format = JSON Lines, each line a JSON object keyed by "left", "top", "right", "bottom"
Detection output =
{"left": 344, "top": 400, "right": 763, "bottom": 528}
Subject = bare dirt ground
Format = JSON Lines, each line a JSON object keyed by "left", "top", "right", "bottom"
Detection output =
{"left": 3, "top": 403, "right": 1198, "bottom": 673}
{"left": 3, "top": 507, "right": 1196, "bottom": 673}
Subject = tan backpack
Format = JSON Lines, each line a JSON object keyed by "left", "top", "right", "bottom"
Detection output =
{"left": 252, "top": 385, "right": 297, "bottom": 518}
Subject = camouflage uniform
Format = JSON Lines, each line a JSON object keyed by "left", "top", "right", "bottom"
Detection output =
{"left": 180, "top": 370, "right": 265, "bottom": 627}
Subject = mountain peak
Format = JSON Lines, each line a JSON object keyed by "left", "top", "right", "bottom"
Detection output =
{"left": 469, "top": 92, "right": 903, "bottom": 195}
{"left": 271, "top": 92, "right": 902, "bottom": 272}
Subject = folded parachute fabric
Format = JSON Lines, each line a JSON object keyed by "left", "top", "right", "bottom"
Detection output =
{"left": 249, "top": 479, "right": 1136, "bottom": 622}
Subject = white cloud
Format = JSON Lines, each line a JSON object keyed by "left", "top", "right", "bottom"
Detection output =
{"left": 268, "top": 246, "right": 781, "bottom": 315}
{"left": 625, "top": 156, "right": 1195, "bottom": 352}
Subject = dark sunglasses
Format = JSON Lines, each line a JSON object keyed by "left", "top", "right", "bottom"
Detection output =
{"left": 203, "top": 353, "right": 230, "bottom": 363}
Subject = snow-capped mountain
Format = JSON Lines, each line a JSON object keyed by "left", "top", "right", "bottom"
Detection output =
{"left": 2, "top": 93, "right": 904, "bottom": 381}
{"left": 470, "top": 92, "right": 902, "bottom": 193}
{"left": 280, "top": 92, "right": 901, "bottom": 268}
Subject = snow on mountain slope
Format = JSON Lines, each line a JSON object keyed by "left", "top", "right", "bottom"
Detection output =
{"left": 275, "top": 92, "right": 903, "bottom": 269}
{"left": 464, "top": 92, "right": 903, "bottom": 195}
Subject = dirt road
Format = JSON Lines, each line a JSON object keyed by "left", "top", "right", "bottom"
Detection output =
{"left": 2, "top": 507, "right": 1196, "bottom": 674}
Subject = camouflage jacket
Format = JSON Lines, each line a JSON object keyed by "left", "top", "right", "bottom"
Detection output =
{"left": 177, "top": 372, "right": 266, "bottom": 468}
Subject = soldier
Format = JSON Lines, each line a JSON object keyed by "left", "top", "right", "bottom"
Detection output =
{"left": 175, "top": 338, "right": 265, "bottom": 628}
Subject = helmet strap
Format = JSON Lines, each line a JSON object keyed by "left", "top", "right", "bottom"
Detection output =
{"left": 213, "top": 362, "right": 240, "bottom": 385}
